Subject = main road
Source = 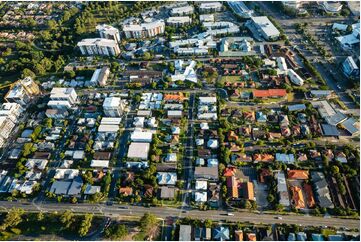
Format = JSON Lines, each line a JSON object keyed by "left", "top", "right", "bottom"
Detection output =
{"left": 0, "top": 201, "right": 358, "bottom": 229}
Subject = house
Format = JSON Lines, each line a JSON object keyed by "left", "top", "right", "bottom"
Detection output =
{"left": 195, "top": 191, "right": 207, "bottom": 203}
{"left": 226, "top": 176, "right": 239, "bottom": 198}
{"left": 275, "top": 153, "right": 295, "bottom": 164}
{"left": 340, "top": 118, "right": 359, "bottom": 136}
{"left": 253, "top": 154, "right": 274, "bottom": 163}
{"left": 119, "top": 187, "right": 133, "bottom": 196}
{"left": 241, "top": 181, "right": 255, "bottom": 200}
{"left": 287, "top": 170, "right": 309, "bottom": 180}
{"left": 168, "top": 110, "right": 183, "bottom": 119}
{"left": 235, "top": 230, "right": 243, "bottom": 241}
{"left": 290, "top": 186, "right": 305, "bottom": 209}
{"left": 130, "top": 130, "right": 153, "bottom": 143}
{"left": 195, "top": 227, "right": 211, "bottom": 241}
{"left": 90, "top": 160, "right": 109, "bottom": 168}
{"left": 159, "top": 186, "right": 176, "bottom": 200}
{"left": 247, "top": 233, "right": 257, "bottom": 241}
{"left": 256, "top": 111, "right": 267, "bottom": 122}
{"left": 303, "top": 183, "right": 316, "bottom": 208}
{"left": 335, "top": 151, "right": 348, "bottom": 163}
{"left": 277, "top": 171, "right": 290, "bottom": 207}
{"left": 227, "top": 131, "right": 238, "bottom": 141}
{"left": 258, "top": 168, "right": 272, "bottom": 183}
{"left": 243, "top": 111, "right": 255, "bottom": 122}
{"left": 213, "top": 226, "right": 230, "bottom": 241}
{"left": 179, "top": 225, "right": 192, "bottom": 241}
{"left": 322, "top": 149, "right": 334, "bottom": 162}
{"left": 207, "top": 139, "right": 219, "bottom": 149}
{"left": 127, "top": 142, "right": 150, "bottom": 160}
{"left": 164, "top": 93, "right": 185, "bottom": 102}
{"left": 84, "top": 184, "right": 101, "bottom": 195}
{"left": 195, "top": 180, "right": 208, "bottom": 191}
{"left": 165, "top": 153, "right": 177, "bottom": 163}
{"left": 252, "top": 89, "right": 286, "bottom": 99}
{"left": 194, "top": 167, "right": 218, "bottom": 181}
{"left": 157, "top": 172, "right": 177, "bottom": 185}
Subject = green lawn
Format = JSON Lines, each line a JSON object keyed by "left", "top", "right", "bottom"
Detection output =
{"left": 220, "top": 76, "right": 242, "bottom": 84}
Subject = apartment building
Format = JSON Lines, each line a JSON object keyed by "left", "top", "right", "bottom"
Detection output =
{"left": 5, "top": 77, "right": 41, "bottom": 106}
{"left": 96, "top": 24, "right": 121, "bottom": 43}
{"left": 123, "top": 20, "right": 165, "bottom": 39}
{"left": 0, "top": 103, "right": 24, "bottom": 123}
{"left": 171, "top": 5, "right": 194, "bottom": 16}
{"left": 0, "top": 116, "right": 16, "bottom": 148}
{"left": 77, "top": 38, "right": 121, "bottom": 56}
{"left": 103, "top": 97, "right": 125, "bottom": 117}
{"left": 166, "top": 16, "right": 192, "bottom": 27}
{"left": 199, "top": 2, "right": 223, "bottom": 13}
{"left": 90, "top": 66, "right": 110, "bottom": 87}
{"left": 46, "top": 87, "right": 77, "bottom": 112}
{"left": 50, "top": 88, "right": 77, "bottom": 105}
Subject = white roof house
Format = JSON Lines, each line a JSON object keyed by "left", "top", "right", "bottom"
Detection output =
{"left": 207, "top": 139, "right": 219, "bottom": 149}
{"left": 90, "top": 160, "right": 109, "bottom": 168}
{"left": 131, "top": 131, "right": 153, "bottom": 143}
{"left": 194, "top": 191, "right": 207, "bottom": 202}
{"left": 133, "top": 117, "right": 145, "bottom": 127}
{"left": 287, "top": 69, "right": 304, "bottom": 86}
{"left": 276, "top": 57, "right": 288, "bottom": 72}
{"left": 157, "top": 172, "right": 177, "bottom": 185}
{"left": 171, "top": 126, "right": 181, "bottom": 134}
{"left": 127, "top": 142, "right": 150, "bottom": 160}
{"left": 100, "top": 117, "right": 122, "bottom": 125}
{"left": 165, "top": 153, "right": 177, "bottom": 162}
{"left": 84, "top": 184, "right": 101, "bottom": 195}
{"left": 97, "top": 124, "right": 119, "bottom": 133}
{"left": 54, "top": 169, "right": 79, "bottom": 180}
{"left": 25, "top": 159, "right": 48, "bottom": 170}
{"left": 200, "top": 122, "right": 209, "bottom": 130}
{"left": 195, "top": 180, "right": 208, "bottom": 190}
{"left": 277, "top": 171, "right": 290, "bottom": 207}
{"left": 199, "top": 97, "right": 217, "bottom": 104}
{"left": 196, "top": 138, "right": 204, "bottom": 146}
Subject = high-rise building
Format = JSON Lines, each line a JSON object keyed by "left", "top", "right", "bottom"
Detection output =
{"left": 123, "top": 20, "right": 165, "bottom": 39}
{"left": 5, "top": 77, "right": 41, "bottom": 106}
{"left": 77, "top": 38, "right": 121, "bottom": 56}
{"left": 96, "top": 24, "right": 121, "bottom": 43}
{"left": 0, "top": 103, "right": 24, "bottom": 123}
{"left": 0, "top": 116, "right": 16, "bottom": 148}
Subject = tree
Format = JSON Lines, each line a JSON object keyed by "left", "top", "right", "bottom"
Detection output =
{"left": 78, "top": 214, "right": 93, "bottom": 237}
{"left": 0, "top": 208, "right": 24, "bottom": 231}
{"left": 331, "top": 165, "right": 339, "bottom": 176}
{"left": 243, "top": 200, "right": 252, "bottom": 209}
{"left": 21, "top": 68, "right": 36, "bottom": 78}
{"left": 267, "top": 194, "right": 275, "bottom": 203}
{"left": 54, "top": 56, "right": 65, "bottom": 72}
{"left": 60, "top": 210, "right": 75, "bottom": 229}
{"left": 104, "top": 223, "right": 127, "bottom": 240}
{"left": 22, "top": 143, "right": 34, "bottom": 157}
{"left": 204, "top": 219, "right": 213, "bottom": 228}
{"left": 139, "top": 213, "right": 159, "bottom": 239}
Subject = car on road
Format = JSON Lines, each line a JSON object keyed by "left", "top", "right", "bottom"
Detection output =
{"left": 275, "top": 216, "right": 283, "bottom": 220}
{"left": 227, "top": 213, "right": 235, "bottom": 216}
{"left": 118, "top": 206, "right": 128, "bottom": 209}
